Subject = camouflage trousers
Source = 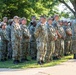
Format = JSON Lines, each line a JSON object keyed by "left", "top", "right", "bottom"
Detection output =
{"left": 37, "top": 41, "right": 47, "bottom": 62}
{"left": 54, "top": 39, "right": 61, "bottom": 57}
{"left": 0, "top": 41, "right": 8, "bottom": 60}
{"left": 45, "top": 41, "right": 55, "bottom": 62}
{"left": 64, "top": 39, "right": 72, "bottom": 55}
{"left": 30, "top": 41, "right": 37, "bottom": 58}
{"left": 8, "top": 41, "right": 12, "bottom": 58}
{"left": 0, "top": 41, "right": 1, "bottom": 60}
{"left": 12, "top": 41, "right": 21, "bottom": 61}
{"left": 59, "top": 39, "right": 64, "bottom": 57}
{"left": 21, "top": 42, "right": 29, "bottom": 60}
{"left": 72, "top": 40, "right": 76, "bottom": 54}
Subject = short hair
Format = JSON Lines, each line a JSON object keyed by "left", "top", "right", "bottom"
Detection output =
{"left": 48, "top": 17, "right": 53, "bottom": 21}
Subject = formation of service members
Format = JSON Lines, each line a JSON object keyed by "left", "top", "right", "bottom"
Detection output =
{"left": 0, "top": 15, "right": 75, "bottom": 65}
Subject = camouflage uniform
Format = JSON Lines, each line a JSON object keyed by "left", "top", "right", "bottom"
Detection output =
{"left": 71, "top": 22, "right": 76, "bottom": 58}
{"left": 45, "top": 24, "right": 57, "bottom": 62}
{"left": 11, "top": 23, "right": 22, "bottom": 61}
{"left": 58, "top": 25, "right": 66, "bottom": 57}
{"left": 0, "top": 29, "right": 9, "bottom": 61}
{"left": 52, "top": 20, "right": 61, "bottom": 58}
{"left": 20, "top": 25, "right": 30, "bottom": 60}
{"left": 34, "top": 22, "right": 47, "bottom": 62}
{"left": 6, "top": 24, "right": 12, "bottom": 58}
{"left": 29, "top": 25, "right": 37, "bottom": 59}
{"left": 63, "top": 25, "right": 72, "bottom": 55}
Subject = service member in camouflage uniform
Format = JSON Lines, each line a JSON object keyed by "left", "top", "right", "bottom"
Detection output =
{"left": 6, "top": 19, "right": 13, "bottom": 59}
{"left": 0, "top": 23, "right": 9, "bottom": 61}
{"left": 11, "top": 16, "right": 22, "bottom": 64}
{"left": 52, "top": 15, "right": 62, "bottom": 59}
{"left": 28, "top": 16, "right": 36, "bottom": 30}
{"left": 72, "top": 21, "right": 76, "bottom": 59}
{"left": 58, "top": 20, "right": 66, "bottom": 57}
{"left": 63, "top": 21, "right": 72, "bottom": 55}
{"left": 3, "top": 17, "right": 8, "bottom": 23}
{"left": 34, "top": 15, "right": 47, "bottom": 65}
{"left": 20, "top": 17, "right": 30, "bottom": 62}
{"left": 29, "top": 21, "right": 37, "bottom": 60}
{"left": 45, "top": 17, "right": 57, "bottom": 62}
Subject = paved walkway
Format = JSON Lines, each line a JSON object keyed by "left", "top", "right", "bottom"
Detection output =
{"left": 0, "top": 59, "right": 76, "bottom": 75}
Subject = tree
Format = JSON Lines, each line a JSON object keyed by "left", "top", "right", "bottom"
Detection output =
{"left": 58, "top": 0, "right": 76, "bottom": 18}
{"left": 0, "top": 0, "right": 59, "bottom": 20}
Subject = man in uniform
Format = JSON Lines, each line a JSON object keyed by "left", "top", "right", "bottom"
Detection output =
{"left": 28, "top": 16, "right": 36, "bottom": 30}
{"left": 34, "top": 15, "right": 47, "bottom": 65}
{"left": 52, "top": 14, "right": 62, "bottom": 59}
{"left": 6, "top": 19, "right": 13, "bottom": 59}
{"left": 0, "top": 22, "right": 9, "bottom": 61}
{"left": 3, "top": 17, "right": 8, "bottom": 23}
{"left": 11, "top": 16, "right": 22, "bottom": 64}
{"left": 29, "top": 21, "right": 37, "bottom": 60}
{"left": 58, "top": 20, "right": 66, "bottom": 57}
{"left": 72, "top": 21, "right": 76, "bottom": 59}
{"left": 45, "top": 17, "right": 57, "bottom": 62}
{"left": 20, "top": 17, "right": 30, "bottom": 62}
{"left": 63, "top": 21, "right": 72, "bottom": 55}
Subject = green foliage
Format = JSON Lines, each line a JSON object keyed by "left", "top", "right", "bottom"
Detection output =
{"left": 0, "top": 0, "right": 74, "bottom": 20}
{"left": 0, "top": 0, "right": 60, "bottom": 20}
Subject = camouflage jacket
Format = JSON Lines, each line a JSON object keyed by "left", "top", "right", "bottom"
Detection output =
{"left": 20, "top": 25, "right": 30, "bottom": 42}
{"left": 46, "top": 24, "right": 57, "bottom": 41}
{"left": 63, "top": 25, "right": 72, "bottom": 40}
{"left": 11, "top": 23, "right": 22, "bottom": 42}
{"left": 6, "top": 25, "right": 11, "bottom": 41}
{"left": 34, "top": 22, "right": 47, "bottom": 43}
{"left": 58, "top": 26, "right": 66, "bottom": 39}
{"left": 0, "top": 29, "right": 9, "bottom": 42}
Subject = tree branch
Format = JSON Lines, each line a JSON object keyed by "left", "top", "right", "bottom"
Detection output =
{"left": 59, "top": 0, "right": 75, "bottom": 15}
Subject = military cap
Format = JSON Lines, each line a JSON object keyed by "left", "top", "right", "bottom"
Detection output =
{"left": 13, "top": 16, "right": 19, "bottom": 19}
{"left": 8, "top": 19, "right": 13, "bottom": 24}
{"left": 21, "top": 17, "right": 26, "bottom": 21}
{"left": 3, "top": 17, "right": 7, "bottom": 20}
{"left": 48, "top": 17, "right": 53, "bottom": 21}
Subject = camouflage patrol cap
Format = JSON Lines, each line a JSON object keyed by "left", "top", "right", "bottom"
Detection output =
{"left": 13, "top": 16, "right": 19, "bottom": 19}
{"left": 21, "top": 17, "right": 26, "bottom": 21}
{"left": 8, "top": 19, "right": 13, "bottom": 24}
{"left": 48, "top": 17, "right": 53, "bottom": 21}
{"left": 3, "top": 17, "right": 7, "bottom": 20}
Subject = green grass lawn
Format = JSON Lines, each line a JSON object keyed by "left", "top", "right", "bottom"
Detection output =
{"left": 0, "top": 55, "right": 73, "bottom": 69}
